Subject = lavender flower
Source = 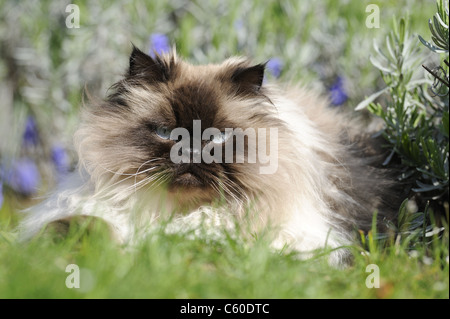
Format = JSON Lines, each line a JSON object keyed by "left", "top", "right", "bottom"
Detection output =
{"left": 6, "top": 158, "right": 41, "bottom": 196}
{"left": 329, "top": 76, "right": 348, "bottom": 106}
{"left": 51, "top": 145, "right": 70, "bottom": 174}
{"left": 266, "top": 58, "right": 283, "bottom": 78}
{"left": 23, "top": 115, "right": 39, "bottom": 147}
{"left": 149, "top": 33, "right": 170, "bottom": 57}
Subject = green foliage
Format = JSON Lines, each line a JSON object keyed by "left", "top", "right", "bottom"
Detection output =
{"left": 418, "top": 0, "right": 449, "bottom": 54}
{"left": 359, "top": 7, "right": 449, "bottom": 206}
{"left": 0, "top": 214, "right": 447, "bottom": 299}
{"left": 354, "top": 2, "right": 449, "bottom": 282}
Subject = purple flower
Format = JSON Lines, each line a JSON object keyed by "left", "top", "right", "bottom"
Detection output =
{"left": 266, "top": 58, "right": 283, "bottom": 78}
{"left": 0, "top": 182, "right": 4, "bottom": 209}
{"left": 149, "top": 33, "right": 170, "bottom": 57}
{"left": 6, "top": 158, "right": 41, "bottom": 196}
{"left": 329, "top": 77, "right": 348, "bottom": 106}
{"left": 51, "top": 145, "right": 70, "bottom": 174}
{"left": 23, "top": 116, "right": 39, "bottom": 147}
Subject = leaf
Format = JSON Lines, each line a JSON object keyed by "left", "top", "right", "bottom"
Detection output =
{"left": 369, "top": 103, "right": 386, "bottom": 118}
{"left": 382, "top": 148, "right": 396, "bottom": 166}
{"left": 401, "top": 36, "right": 417, "bottom": 64}
{"left": 416, "top": 167, "right": 442, "bottom": 180}
{"left": 373, "top": 39, "right": 390, "bottom": 64}
{"left": 433, "top": 12, "right": 448, "bottom": 29}
{"left": 430, "top": 16, "right": 449, "bottom": 51}
{"left": 421, "top": 136, "right": 430, "bottom": 160}
{"left": 418, "top": 35, "right": 447, "bottom": 53}
{"left": 386, "top": 34, "right": 397, "bottom": 62}
{"left": 370, "top": 55, "right": 394, "bottom": 73}
{"left": 397, "top": 198, "right": 410, "bottom": 231}
{"left": 355, "top": 87, "right": 389, "bottom": 111}
{"left": 405, "top": 78, "right": 433, "bottom": 90}
{"left": 434, "top": 11, "right": 448, "bottom": 30}
{"left": 412, "top": 180, "right": 444, "bottom": 192}
{"left": 399, "top": 18, "right": 406, "bottom": 44}
{"left": 411, "top": 140, "right": 421, "bottom": 164}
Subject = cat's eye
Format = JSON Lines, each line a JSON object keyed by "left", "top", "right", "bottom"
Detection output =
{"left": 210, "top": 131, "right": 232, "bottom": 144}
{"left": 156, "top": 126, "right": 172, "bottom": 140}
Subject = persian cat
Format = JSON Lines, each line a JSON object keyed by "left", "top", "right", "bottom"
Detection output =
{"left": 19, "top": 46, "right": 401, "bottom": 265}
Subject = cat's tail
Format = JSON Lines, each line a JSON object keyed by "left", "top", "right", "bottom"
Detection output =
{"left": 17, "top": 171, "right": 91, "bottom": 241}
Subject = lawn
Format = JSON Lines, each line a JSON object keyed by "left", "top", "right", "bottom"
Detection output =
{"left": 0, "top": 211, "right": 447, "bottom": 299}
{"left": 0, "top": 0, "right": 448, "bottom": 300}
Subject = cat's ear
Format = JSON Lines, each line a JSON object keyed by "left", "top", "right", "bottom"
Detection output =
{"left": 231, "top": 63, "right": 266, "bottom": 94}
{"left": 128, "top": 45, "right": 169, "bottom": 82}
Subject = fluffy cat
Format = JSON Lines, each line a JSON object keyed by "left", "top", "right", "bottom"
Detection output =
{"left": 19, "top": 46, "right": 401, "bottom": 265}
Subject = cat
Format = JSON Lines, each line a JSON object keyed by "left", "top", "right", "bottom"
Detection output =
{"left": 19, "top": 46, "right": 402, "bottom": 265}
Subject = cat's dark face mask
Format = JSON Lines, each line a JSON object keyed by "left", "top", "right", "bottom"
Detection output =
{"left": 92, "top": 46, "right": 279, "bottom": 206}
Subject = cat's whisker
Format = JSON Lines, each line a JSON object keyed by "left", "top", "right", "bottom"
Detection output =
{"left": 133, "top": 162, "right": 165, "bottom": 189}
{"left": 213, "top": 177, "right": 244, "bottom": 206}
{"left": 152, "top": 174, "right": 171, "bottom": 191}
{"left": 142, "top": 171, "right": 169, "bottom": 190}
{"left": 222, "top": 171, "right": 245, "bottom": 176}
{"left": 98, "top": 158, "right": 163, "bottom": 177}
{"left": 127, "top": 168, "right": 171, "bottom": 195}
{"left": 128, "top": 171, "right": 165, "bottom": 194}
{"left": 217, "top": 176, "right": 244, "bottom": 199}
{"left": 93, "top": 162, "right": 161, "bottom": 194}
{"left": 137, "top": 172, "right": 171, "bottom": 195}
{"left": 96, "top": 166, "right": 161, "bottom": 196}
{"left": 211, "top": 180, "right": 236, "bottom": 207}
{"left": 125, "top": 158, "right": 165, "bottom": 193}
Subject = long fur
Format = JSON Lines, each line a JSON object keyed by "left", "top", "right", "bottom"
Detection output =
{"left": 19, "top": 48, "right": 400, "bottom": 265}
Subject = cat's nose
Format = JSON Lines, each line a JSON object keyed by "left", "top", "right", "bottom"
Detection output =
{"left": 178, "top": 147, "right": 202, "bottom": 163}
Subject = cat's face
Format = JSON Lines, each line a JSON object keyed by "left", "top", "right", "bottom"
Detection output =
{"left": 78, "top": 47, "right": 282, "bottom": 207}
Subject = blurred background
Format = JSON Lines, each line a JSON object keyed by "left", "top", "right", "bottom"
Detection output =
{"left": 0, "top": 0, "right": 436, "bottom": 215}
